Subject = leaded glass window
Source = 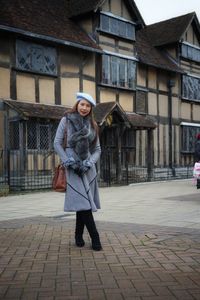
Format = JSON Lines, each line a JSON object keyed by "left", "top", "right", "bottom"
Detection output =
{"left": 119, "top": 58, "right": 126, "bottom": 87}
{"left": 111, "top": 56, "right": 118, "bottom": 86}
{"left": 27, "top": 122, "right": 37, "bottom": 149}
{"left": 181, "top": 43, "right": 200, "bottom": 63}
{"left": 102, "top": 54, "right": 136, "bottom": 89}
{"left": 182, "top": 125, "right": 200, "bottom": 153}
{"left": 100, "top": 13, "right": 135, "bottom": 40}
{"left": 16, "top": 40, "right": 57, "bottom": 76}
{"left": 128, "top": 60, "right": 136, "bottom": 89}
{"left": 102, "top": 55, "right": 110, "bottom": 84}
{"left": 27, "top": 121, "right": 57, "bottom": 150}
{"left": 39, "top": 125, "right": 49, "bottom": 150}
{"left": 182, "top": 75, "right": 200, "bottom": 101}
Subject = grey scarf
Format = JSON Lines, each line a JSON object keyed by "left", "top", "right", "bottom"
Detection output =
{"left": 67, "top": 112, "right": 96, "bottom": 161}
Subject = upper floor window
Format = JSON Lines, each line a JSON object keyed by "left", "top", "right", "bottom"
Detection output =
{"left": 16, "top": 40, "right": 57, "bottom": 76}
{"left": 182, "top": 74, "right": 200, "bottom": 101}
{"left": 102, "top": 53, "right": 136, "bottom": 89}
{"left": 100, "top": 12, "right": 135, "bottom": 40}
{"left": 181, "top": 42, "right": 200, "bottom": 63}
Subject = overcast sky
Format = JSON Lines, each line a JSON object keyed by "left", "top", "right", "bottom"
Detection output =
{"left": 134, "top": 0, "right": 200, "bottom": 25}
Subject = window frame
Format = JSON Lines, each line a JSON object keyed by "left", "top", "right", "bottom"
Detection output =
{"left": 181, "top": 42, "right": 200, "bottom": 63}
{"left": 100, "top": 12, "right": 136, "bottom": 41}
{"left": 101, "top": 53, "right": 137, "bottom": 90}
{"left": 16, "top": 39, "right": 57, "bottom": 76}
{"left": 182, "top": 74, "right": 200, "bottom": 102}
{"left": 181, "top": 122, "right": 200, "bottom": 153}
{"left": 27, "top": 121, "right": 57, "bottom": 151}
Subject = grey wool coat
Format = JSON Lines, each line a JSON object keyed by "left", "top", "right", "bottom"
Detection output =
{"left": 54, "top": 115, "right": 101, "bottom": 212}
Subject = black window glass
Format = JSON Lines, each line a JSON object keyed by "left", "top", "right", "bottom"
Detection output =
{"left": 16, "top": 40, "right": 57, "bottom": 75}
{"left": 182, "top": 125, "right": 200, "bottom": 152}
{"left": 9, "top": 121, "right": 19, "bottom": 150}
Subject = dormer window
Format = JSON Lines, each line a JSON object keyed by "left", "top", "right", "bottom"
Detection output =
{"left": 100, "top": 12, "right": 135, "bottom": 40}
{"left": 181, "top": 42, "right": 200, "bottom": 63}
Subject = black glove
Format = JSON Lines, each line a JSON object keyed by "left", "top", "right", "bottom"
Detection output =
{"left": 78, "top": 165, "right": 89, "bottom": 176}
{"left": 69, "top": 162, "right": 80, "bottom": 173}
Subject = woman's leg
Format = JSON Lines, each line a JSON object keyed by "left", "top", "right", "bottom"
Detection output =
{"left": 75, "top": 211, "right": 85, "bottom": 247}
{"left": 80, "top": 209, "right": 102, "bottom": 251}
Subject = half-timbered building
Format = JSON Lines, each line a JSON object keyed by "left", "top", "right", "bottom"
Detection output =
{"left": 0, "top": 0, "right": 200, "bottom": 193}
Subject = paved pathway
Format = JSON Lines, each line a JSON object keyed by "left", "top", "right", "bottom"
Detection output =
{"left": 0, "top": 179, "right": 200, "bottom": 228}
{"left": 0, "top": 179, "right": 200, "bottom": 299}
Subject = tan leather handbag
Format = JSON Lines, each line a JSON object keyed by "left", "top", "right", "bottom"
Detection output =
{"left": 52, "top": 164, "right": 66, "bottom": 192}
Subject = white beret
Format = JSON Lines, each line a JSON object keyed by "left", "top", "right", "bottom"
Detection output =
{"left": 76, "top": 92, "right": 96, "bottom": 106}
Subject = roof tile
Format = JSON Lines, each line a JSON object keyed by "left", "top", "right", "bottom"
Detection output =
{"left": 0, "top": 0, "right": 100, "bottom": 51}
{"left": 142, "top": 12, "right": 195, "bottom": 47}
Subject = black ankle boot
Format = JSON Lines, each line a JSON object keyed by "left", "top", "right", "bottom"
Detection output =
{"left": 81, "top": 210, "right": 102, "bottom": 251}
{"left": 75, "top": 235, "right": 85, "bottom": 247}
{"left": 91, "top": 233, "right": 102, "bottom": 251}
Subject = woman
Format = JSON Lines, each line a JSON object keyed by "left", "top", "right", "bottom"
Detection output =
{"left": 54, "top": 92, "right": 102, "bottom": 251}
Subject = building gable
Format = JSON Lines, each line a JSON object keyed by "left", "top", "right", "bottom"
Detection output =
{"left": 183, "top": 22, "right": 200, "bottom": 47}
{"left": 142, "top": 12, "right": 196, "bottom": 47}
{"left": 69, "top": 0, "right": 145, "bottom": 27}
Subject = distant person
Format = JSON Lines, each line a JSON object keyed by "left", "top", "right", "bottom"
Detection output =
{"left": 194, "top": 133, "right": 200, "bottom": 162}
{"left": 54, "top": 92, "right": 102, "bottom": 251}
{"left": 193, "top": 160, "right": 200, "bottom": 189}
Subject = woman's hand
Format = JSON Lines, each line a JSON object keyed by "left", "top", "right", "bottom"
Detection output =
{"left": 78, "top": 165, "right": 89, "bottom": 175}
{"left": 82, "top": 160, "right": 93, "bottom": 168}
{"left": 63, "top": 157, "right": 76, "bottom": 168}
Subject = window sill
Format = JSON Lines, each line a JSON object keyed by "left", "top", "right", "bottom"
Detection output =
{"left": 182, "top": 97, "right": 200, "bottom": 103}
{"left": 99, "top": 82, "right": 136, "bottom": 92}
{"left": 14, "top": 67, "right": 58, "bottom": 78}
{"left": 97, "top": 28, "right": 135, "bottom": 42}
{"left": 181, "top": 151, "right": 195, "bottom": 155}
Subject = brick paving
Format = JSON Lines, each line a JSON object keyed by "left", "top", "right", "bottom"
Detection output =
{"left": 0, "top": 217, "right": 200, "bottom": 300}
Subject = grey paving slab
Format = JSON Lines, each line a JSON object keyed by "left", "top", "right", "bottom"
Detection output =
{"left": 0, "top": 179, "right": 200, "bottom": 228}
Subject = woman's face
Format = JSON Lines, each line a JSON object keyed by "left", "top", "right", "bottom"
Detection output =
{"left": 77, "top": 99, "right": 92, "bottom": 117}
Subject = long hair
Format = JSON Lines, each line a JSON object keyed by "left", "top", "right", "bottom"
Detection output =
{"left": 64, "top": 102, "right": 99, "bottom": 144}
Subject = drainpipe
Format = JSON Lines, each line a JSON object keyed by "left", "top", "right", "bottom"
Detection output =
{"left": 168, "top": 79, "right": 175, "bottom": 176}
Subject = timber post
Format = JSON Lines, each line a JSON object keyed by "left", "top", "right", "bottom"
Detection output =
{"left": 147, "top": 129, "right": 153, "bottom": 181}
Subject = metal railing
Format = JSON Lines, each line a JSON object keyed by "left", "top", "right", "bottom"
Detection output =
{"left": 0, "top": 149, "right": 9, "bottom": 195}
{"left": 98, "top": 148, "right": 194, "bottom": 187}
{"left": 0, "top": 149, "right": 194, "bottom": 193}
{"left": 0, "top": 149, "right": 59, "bottom": 192}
